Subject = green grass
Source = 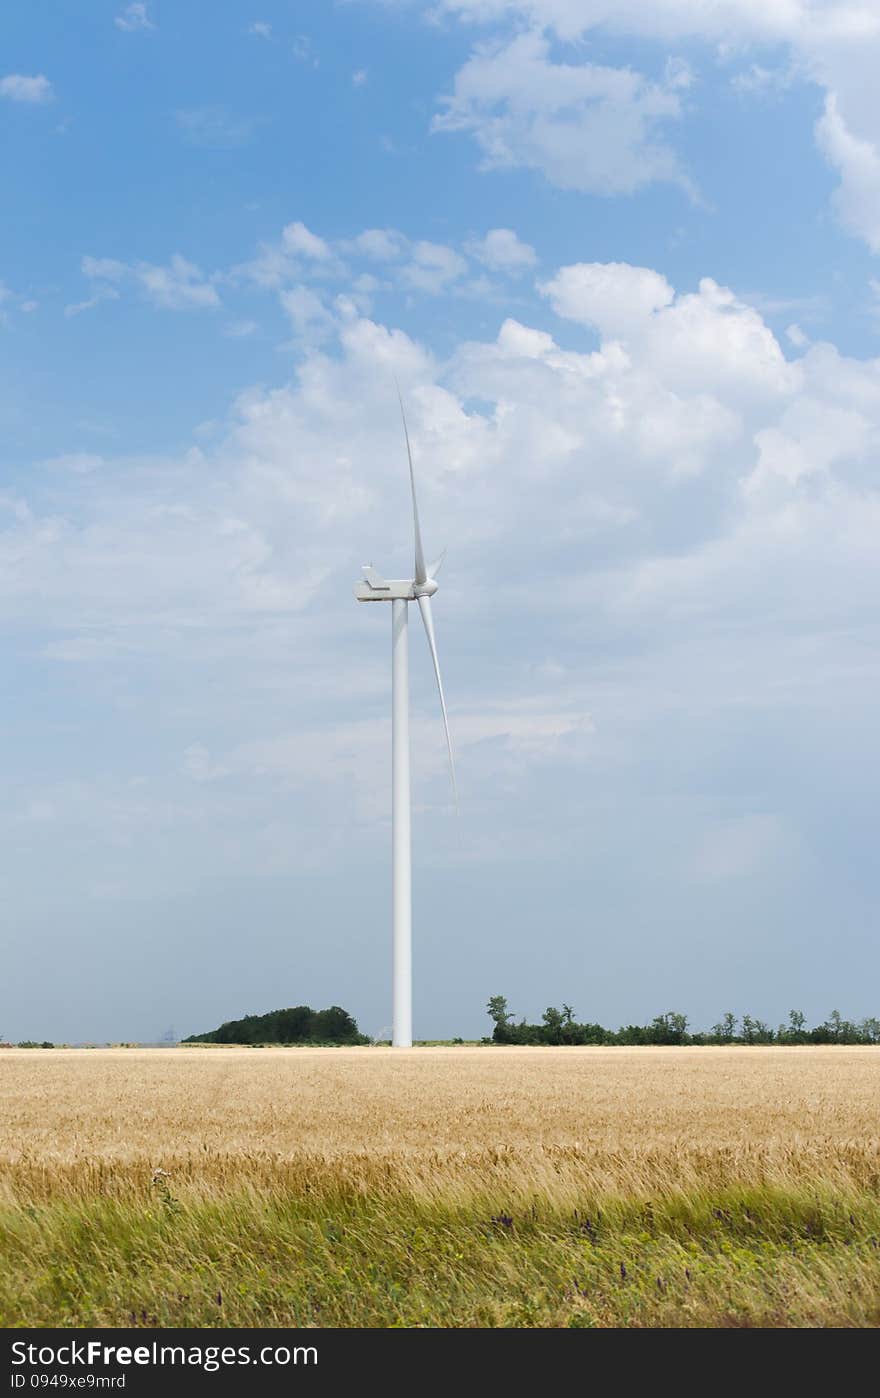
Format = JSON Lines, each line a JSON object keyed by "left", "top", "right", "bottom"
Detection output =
{"left": 3, "top": 1183, "right": 880, "bottom": 1328}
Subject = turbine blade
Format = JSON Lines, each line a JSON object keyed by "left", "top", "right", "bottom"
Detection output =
{"left": 397, "top": 385, "right": 427, "bottom": 585}
{"left": 427, "top": 549, "right": 446, "bottom": 580}
{"left": 417, "top": 594, "right": 457, "bottom": 808}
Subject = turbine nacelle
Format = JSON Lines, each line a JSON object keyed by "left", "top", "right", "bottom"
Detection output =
{"left": 354, "top": 567, "right": 439, "bottom": 602}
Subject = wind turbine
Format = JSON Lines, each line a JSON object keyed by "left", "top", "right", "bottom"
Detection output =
{"left": 354, "top": 395, "right": 456, "bottom": 1048}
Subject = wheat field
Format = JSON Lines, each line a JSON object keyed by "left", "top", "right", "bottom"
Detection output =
{"left": 2, "top": 1046, "right": 880, "bottom": 1327}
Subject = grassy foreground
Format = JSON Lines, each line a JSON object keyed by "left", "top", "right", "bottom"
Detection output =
{"left": 2, "top": 1046, "right": 879, "bottom": 1327}
{"left": 3, "top": 1174, "right": 880, "bottom": 1327}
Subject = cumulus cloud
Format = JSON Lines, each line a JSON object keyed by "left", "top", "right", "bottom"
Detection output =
{"left": 539, "top": 261, "right": 796, "bottom": 405}
{"left": 432, "top": 1, "right": 880, "bottom": 252}
{"left": 282, "top": 221, "right": 333, "bottom": 261}
{"left": 816, "top": 93, "right": 880, "bottom": 253}
{"left": 235, "top": 221, "right": 338, "bottom": 288}
{"left": 400, "top": 241, "right": 468, "bottom": 294}
{"left": 433, "top": 32, "right": 692, "bottom": 196}
{"left": 0, "top": 74, "right": 53, "bottom": 103}
{"left": 466, "top": 227, "right": 537, "bottom": 272}
{"left": 18, "top": 250, "right": 879, "bottom": 666}
{"left": 348, "top": 228, "right": 405, "bottom": 261}
{"left": 541, "top": 261, "right": 674, "bottom": 331}
{"left": 279, "top": 286, "right": 337, "bottom": 342}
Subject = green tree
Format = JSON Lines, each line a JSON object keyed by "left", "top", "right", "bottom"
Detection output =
{"left": 542, "top": 1007, "right": 565, "bottom": 1044}
{"left": 487, "top": 995, "right": 513, "bottom": 1026}
{"left": 711, "top": 1012, "right": 737, "bottom": 1043}
{"left": 786, "top": 1010, "right": 807, "bottom": 1044}
{"left": 310, "top": 1006, "right": 361, "bottom": 1043}
{"left": 648, "top": 1012, "right": 689, "bottom": 1045}
{"left": 486, "top": 995, "right": 516, "bottom": 1043}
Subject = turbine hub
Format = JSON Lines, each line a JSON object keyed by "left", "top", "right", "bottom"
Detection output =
{"left": 413, "top": 578, "right": 438, "bottom": 597}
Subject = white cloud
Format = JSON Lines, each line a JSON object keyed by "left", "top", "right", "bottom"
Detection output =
{"left": 816, "top": 93, "right": 880, "bottom": 253}
{"left": 401, "top": 241, "right": 468, "bottom": 294}
{"left": 248, "top": 21, "right": 272, "bottom": 39}
{"left": 350, "top": 272, "right": 380, "bottom": 306}
{"left": 282, "top": 221, "right": 332, "bottom": 261}
{"left": 136, "top": 257, "right": 220, "bottom": 310}
{"left": 430, "top": 3, "right": 880, "bottom": 253}
{"left": 433, "top": 32, "right": 692, "bottom": 197}
{"left": 353, "top": 69, "right": 368, "bottom": 86}
{"left": 115, "top": 3, "right": 154, "bottom": 32}
{"left": 235, "top": 243, "right": 296, "bottom": 290}
{"left": 348, "top": 228, "right": 406, "bottom": 261}
{"left": 82, "top": 256, "right": 128, "bottom": 283}
{"left": 434, "top": 1, "right": 880, "bottom": 46}
{"left": 540, "top": 261, "right": 795, "bottom": 403}
{"left": 233, "top": 222, "right": 341, "bottom": 289}
{"left": 83, "top": 254, "right": 220, "bottom": 310}
{"left": 466, "top": 227, "right": 537, "bottom": 272}
{"left": 279, "top": 286, "right": 337, "bottom": 341}
{"left": 0, "top": 74, "right": 53, "bottom": 104}
{"left": 541, "top": 261, "right": 674, "bottom": 332}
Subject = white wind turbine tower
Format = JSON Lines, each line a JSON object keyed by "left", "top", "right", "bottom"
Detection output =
{"left": 354, "top": 394, "right": 456, "bottom": 1048}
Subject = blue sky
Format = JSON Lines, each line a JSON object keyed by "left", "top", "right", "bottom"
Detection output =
{"left": 2, "top": 0, "right": 880, "bottom": 1042}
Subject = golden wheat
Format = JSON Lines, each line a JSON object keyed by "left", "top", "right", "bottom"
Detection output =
{"left": 2, "top": 1044, "right": 879, "bottom": 1198}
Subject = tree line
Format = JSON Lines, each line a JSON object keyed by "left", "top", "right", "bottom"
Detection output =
{"left": 182, "top": 1003, "right": 368, "bottom": 1046}
{"left": 486, "top": 996, "right": 880, "bottom": 1046}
